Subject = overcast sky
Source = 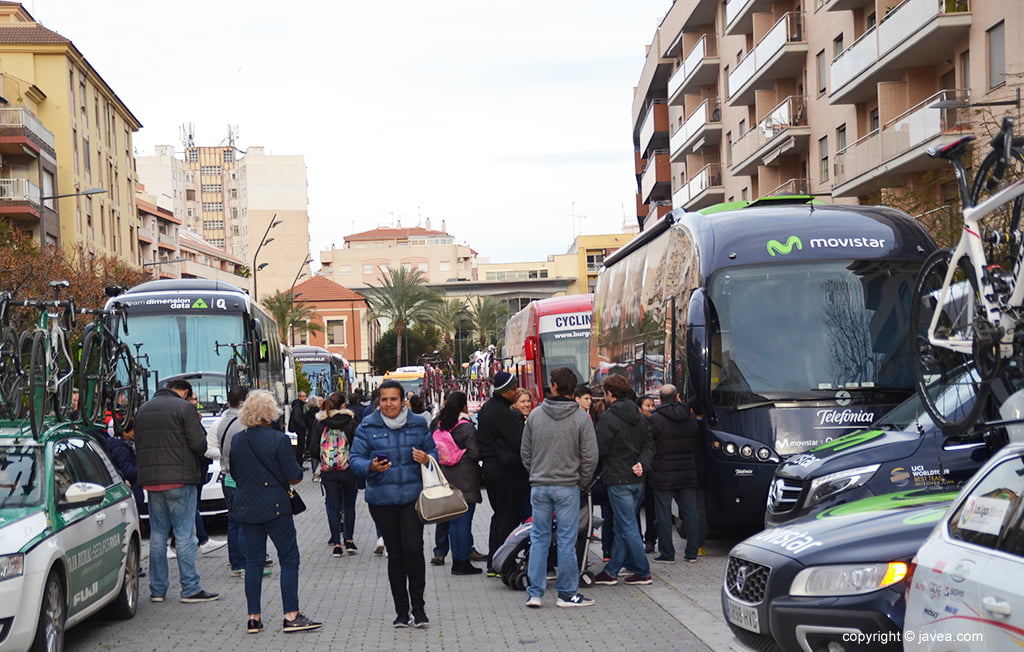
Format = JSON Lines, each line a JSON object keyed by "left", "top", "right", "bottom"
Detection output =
{"left": 30, "top": 0, "right": 671, "bottom": 264}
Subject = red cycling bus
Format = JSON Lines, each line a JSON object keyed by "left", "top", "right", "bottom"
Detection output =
{"left": 503, "top": 294, "right": 593, "bottom": 403}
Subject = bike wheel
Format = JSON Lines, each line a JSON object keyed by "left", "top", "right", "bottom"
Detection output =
{"left": 971, "top": 145, "right": 1024, "bottom": 267}
{"left": 0, "top": 327, "right": 20, "bottom": 419}
{"left": 78, "top": 325, "right": 105, "bottom": 423}
{"left": 911, "top": 248, "right": 990, "bottom": 432}
{"left": 16, "top": 331, "right": 33, "bottom": 419}
{"left": 109, "top": 343, "right": 138, "bottom": 434}
{"left": 226, "top": 358, "right": 244, "bottom": 393}
{"left": 27, "top": 331, "right": 47, "bottom": 436}
{"left": 52, "top": 337, "right": 73, "bottom": 421}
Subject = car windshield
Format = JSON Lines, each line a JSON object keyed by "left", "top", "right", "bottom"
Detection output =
{"left": 0, "top": 445, "right": 44, "bottom": 508}
{"left": 709, "top": 260, "right": 919, "bottom": 404}
{"left": 874, "top": 367, "right": 986, "bottom": 434}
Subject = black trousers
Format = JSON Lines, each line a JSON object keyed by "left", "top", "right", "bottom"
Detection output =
{"left": 484, "top": 464, "right": 531, "bottom": 568}
{"left": 368, "top": 502, "right": 426, "bottom": 619}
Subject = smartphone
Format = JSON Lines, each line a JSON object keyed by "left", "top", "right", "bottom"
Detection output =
{"left": 375, "top": 453, "right": 390, "bottom": 465}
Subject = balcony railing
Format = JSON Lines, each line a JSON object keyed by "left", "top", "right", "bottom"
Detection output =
{"left": 728, "top": 13, "right": 803, "bottom": 101}
{"left": 641, "top": 151, "right": 672, "bottom": 201}
{"left": 670, "top": 99, "right": 721, "bottom": 161}
{"left": 731, "top": 96, "right": 807, "bottom": 168}
{"left": 830, "top": 0, "right": 970, "bottom": 98}
{"left": 638, "top": 100, "right": 668, "bottom": 155}
{"left": 0, "top": 177, "right": 40, "bottom": 203}
{"left": 672, "top": 182, "right": 691, "bottom": 208}
{"left": 834, "top": 89, "right": 969, "bottom": 190}
{"left": 668, "top": 35, "right": 718, "bottom": 102}
{"left": 766, "top": 178, "right": 810, "bottom": 196}
{"left": 0, "top": 108, "right": 56, "bottom": 150}
{"left": 687, "top": 163, "right": 722, "bottom": 199}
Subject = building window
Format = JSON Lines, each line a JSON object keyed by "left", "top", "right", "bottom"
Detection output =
{"left": 203, "top": 220, "right": 224, "bottom": 230}
{"left": 223, "top": 149, "right": 235, "bottom": 163}
{"left": 202, "top": 202, "right": 224, "bottom": 212}
{"left": 836, "top": 124, "right": 847, "bottom": 152}
{"left": 186, "top": 189, "right": 196, "bottom": 201}
{"left": 230, "top": 188, "right": 238, "bottom": 199}
{"left": 819, "top": 136, "right": 829, "bottom": 182}
{"left": 833, "top": 35, "right": 844, "bottom": 58}
{"left": 200, "top": 165, "right": 222, "bottom": 176}
{"left": 209, "top": 239, "right": 224, "bottom": 247}
{"left": 418, "top": 262, "right": 428, "bottom": 272}
{"left": 187, "top": 207, "right": 193, "bottom": 217}
{"left": 186, "top": 149, "right": 198, "bottom": 162}
{"left": 586, "top": 252, "right": 605, "bottom": 273}
{"left": 231, "top": 207, "right": 239, "bottom": 219}
{"left": 83, "top": 137, "right": 91, "bottom": 172}
{"left": 201, "top": 184, "right": 223, "bottom": 193}
{"left": 816, "top": 50, "right": 827, "bottom": 95}
{"left": 869, "top": 108, "right": 880, "bottom": 132}
{"left": 988, "top": 21, "right": 1005, "bottom": 89}
{"left": 339, "top": 265, "right": 351, "bottom": 275}
{"left": 72, "top": 128, "right": 79, "bottom": 175}
{"left": 327, "top": 319, "right": 347, "bottom": 346}
{"left": 363, "top": 264, "right": 374, "bottom": 274}
{"left": 961, "top": 50, "right": 971, "bottom": 89}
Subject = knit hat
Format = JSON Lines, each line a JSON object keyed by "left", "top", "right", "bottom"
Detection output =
{"left": 493, "top": 371, "right": 517, "bottom": 394}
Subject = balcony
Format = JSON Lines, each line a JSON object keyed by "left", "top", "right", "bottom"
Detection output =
{"left": 680, "top": 164, "right": 725, "bottom": 211}
{"left": 667, "top": 36, "right": 719, "bottom": 105}
{"left": 825, "top": 0, "right": 873, "bottom": 12}
{"left": 829, "top": 0, "right": 971, "bottom": 105}
{"left": 670, "top": 99, "right": 722, "bottom": 162}
{"left": 0, "top": 108, "right": 56, "bottom": 158}
{"left": 727, "top": 13, "right": 807, "bottom": 106}
{"left": 641, "top": 151, "right": 672, "bottom": 203}
{"left": 725, "top": 0, "right": 775, "bottom": 35}
{"left": 730, "top": 96, "right": 810, "bottom": 176}
{"left": 638, "top": 101, "right": 669, "bottom": 156}
{"left": 832, "top": 90, "right": 970, "bottom": 197}
{"left": 765, "top": 178, "right": 810, "bottom": 197}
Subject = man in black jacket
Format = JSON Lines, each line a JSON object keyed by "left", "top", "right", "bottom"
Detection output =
{"left": 289, "top": 391, "right": 307, "bottom": 464}
{"left": 136, "top": 379, "right": 219, "bottom": 603}
{"left": 476, "top": 371, "right": 529, "bottom": 575}
{"left": 647, "top": 384, "right": 701, "bottom": 563}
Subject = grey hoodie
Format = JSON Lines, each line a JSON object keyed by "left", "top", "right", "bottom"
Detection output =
{"left": 520, "top": 396, "right": 598, "bottom": 488}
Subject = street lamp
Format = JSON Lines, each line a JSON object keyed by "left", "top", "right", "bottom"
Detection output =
{"left": 34, "top": 187, "right": 107, "bottom": 246}
{"left": 142, "top": 256, "right": 186, "bottom": 272}
{"left": 286, "top": 256, "right": 315, "bottom": 345}
{"left": 252, "top": 214, "right": 282, "bottom": 301}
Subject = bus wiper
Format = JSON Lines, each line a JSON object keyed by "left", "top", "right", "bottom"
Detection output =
{"left": 809, "top": 385, "right": 909, "bottom": 393}
{"left": 735, "top": 400, "right": 777, "bottom": 411}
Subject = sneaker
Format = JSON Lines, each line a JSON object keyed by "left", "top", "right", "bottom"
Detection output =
{"left": 469, "top": 549, "right": 488, "bottom": 562}
{"left": 230, "top": 568, "right": 244, "bottom": 578}
{"left": 653, "top": 556, "right": 675, "bottom": 564}
{"left": 686, "top": 557, "right": 699, "bottom": 564}
{"left": 625, "top": 574, "right": 653, "bottom": 585}
{"left": 150, "top": 595, "right": 165, "bottom": 603}
{"left": 344, "top": 540, "right": 358, "bottom": 555}
{"left": 556, "top": 593, "right": 595, "bottom": 608}
{"left": 644, "top": 541, "right": 656, "bottom": 554}
{"left": 412, "top": 612, "right": 429, "bottom": 629}
{"left": 392, "top": 616, "right": 409, "bottom": 629}
{"left": 593, "top": 571, "right": 618, "bottom": 585}
{"left": 373, "top": 537, "right": 385, "bottom": 555}
{"left": 200, "top": 538, "right": 227, "bottom": 554}
{"left": 486, "top": 568, "right": 501, "bottom": 578}
{"left": 525, "top": 596, "right": 543, "bottom": 608}
{"left": 181, "top": 590, "right": 220, "bottom": 603}
{"left": 332, "top": 545, "right": 344, "bottom": 558}
{"left": 282, "top": 613, "right": 323, "bottom": 633}
{"left": 247, "top": 618, "right": 264, "bottom": 634}
{"left": 166, "top": 547, "right": 177, "bottom": 560}
{"left": 698, "top": 547, "right": 709, "bottom": 556}
{"left": 429, "top": 554, "right": 445, "bottom": 566}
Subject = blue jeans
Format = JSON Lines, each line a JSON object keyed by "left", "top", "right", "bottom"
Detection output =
{"left": 241, "top": 515, "right": 300, "bottom": 615}
{"left": 654, "top": 487, "right": 698, "bottom": 561}
{"left": 449, "top": 504, "right": 476, "bottom": 561}
{"left": 433, "top": 521, "right": 450, "bottom": 557}
{"left": 527, "top": 485, "right": 580, "bottom": 599}
{"left": 604, "top": 483, "right": 650, "bottom": 577}
{"left": 148, "top": 485, "right": 202, "bottom": 598}
{"left": 222, "top": 483, "right": 246, "bottom": 570}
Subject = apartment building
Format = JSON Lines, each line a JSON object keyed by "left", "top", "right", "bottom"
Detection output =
{"left": 0, "top": 1, "right": 140, "bottom": 257}
{"left": 634, "top": 0, "right": 1020, "bottom": 230}
{"left": 136, "top": 191, "right": 181, "bottom": 279}
{"left": 136, "top": 141, "right": 311, "bottom": 301}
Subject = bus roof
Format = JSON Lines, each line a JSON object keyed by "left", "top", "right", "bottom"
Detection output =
{"left": 122, "top": 278, "right": 248, "bottom": 295}
{"left": 533, "top": 294, "right": 594, "bottom": 317}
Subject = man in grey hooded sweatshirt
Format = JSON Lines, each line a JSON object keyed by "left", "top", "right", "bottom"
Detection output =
{"left": 520, "top": 366, "right": 599, "bottom": 609}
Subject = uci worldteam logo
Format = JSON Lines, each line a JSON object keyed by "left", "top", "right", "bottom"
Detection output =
{"left": 766, "top": 236, "right": 802, "bottom": 256}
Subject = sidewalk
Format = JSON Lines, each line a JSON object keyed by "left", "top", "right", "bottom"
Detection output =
{"left": 68, "top": 476, "right": 735, "bottom": 651}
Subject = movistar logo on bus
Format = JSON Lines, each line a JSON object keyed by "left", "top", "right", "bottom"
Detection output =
{"left": 766, "top": 236, "right": 802, "bottom": 256}
{"left": 767, "top": 235, "right": 888, "bottom": 256}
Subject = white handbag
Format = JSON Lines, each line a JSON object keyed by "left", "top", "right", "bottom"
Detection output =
{"left": 415, "top": 455, "right": 469, "bottom": 524}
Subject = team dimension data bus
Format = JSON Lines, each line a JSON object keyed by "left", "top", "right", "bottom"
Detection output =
{"left": 591, "top": 197, "right": 936, "bottom": 528}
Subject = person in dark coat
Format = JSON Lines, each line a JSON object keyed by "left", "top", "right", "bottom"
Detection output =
{"left": 302, "top": 396, "right": 322, "bottom": 470}
{"left": 288, "top": 391, "right": 307, "bottom": 465}
{"left": 107, "top": 420, "right": 144, "bottom": 507}
{"left": 314, "top": 391, "right": 360, "bottom": 557}
{"left": 230, "top": 390, "right": 321, "bottom": 634}
{"left": 433, "top": 391, "right": 482, "bottom": 575}
{"left": 647, "top": 384, "right": 701, "bottom": 563}
{"left": 475, "top": 371, "right": 529, "bottom": 574}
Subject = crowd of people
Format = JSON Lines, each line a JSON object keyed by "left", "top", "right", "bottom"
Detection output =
{"left": 105, "top": 368, "right": 705, "bottom": 634}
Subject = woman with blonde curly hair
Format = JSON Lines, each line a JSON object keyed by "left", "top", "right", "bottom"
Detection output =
{"left": 230, "top": 390, "right": 322, "bottom": 634}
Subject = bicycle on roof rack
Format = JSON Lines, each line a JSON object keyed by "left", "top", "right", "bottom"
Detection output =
{"left": 78, "top": 293, "right": 138, "bottom": 433}
{"left": 215, "top": 340, "right": 253, "bottom": 394}
{"left": 17, "top": 280, "right": 77, "bottom": 436}
{"left": 911, "top": 115, "right": 1024, "bottom": 433}
{"left": 0, "top": 290, "right": 26, "bottom": 420}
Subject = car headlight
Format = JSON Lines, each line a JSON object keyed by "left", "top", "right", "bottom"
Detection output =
{"left": 0, "top": 554, "right": 24, "bottom": 582}
{"left": 805, "top": 464, "right": 880, "bottom": 508}
{"left": 790, "top": 562, "right": 908, "bottom": 596}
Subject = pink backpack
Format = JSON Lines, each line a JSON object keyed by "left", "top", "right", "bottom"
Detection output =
{"left": 433, "top": 418, "right": 470, "bottom": 466}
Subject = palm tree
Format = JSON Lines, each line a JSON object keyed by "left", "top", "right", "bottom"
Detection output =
{"left": 429, "top": 298, "right": 469, "bottom": 357}
{"left": 261, "top": 290, "right": 323, "bottom": 344}
{"left": 466, "top": 296, "right": 509, "bottom": 349}
{"left": 363, "top": 266, "right": 441, "bottom": 367}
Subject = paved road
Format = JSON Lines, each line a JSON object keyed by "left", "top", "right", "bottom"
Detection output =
{"left": 68, "top": 477, "right": 740, "bottom": 651}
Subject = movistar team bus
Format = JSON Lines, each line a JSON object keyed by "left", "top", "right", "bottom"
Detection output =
{"left": 591, "top": 197, "right": 936, "bottom": 529}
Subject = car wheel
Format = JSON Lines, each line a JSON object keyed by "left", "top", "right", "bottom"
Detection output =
{"left": 106, "top": 537, "right": 140, "bottom": 619}
{"left": 30, "top": 571, "right": 65, "bottom": 652}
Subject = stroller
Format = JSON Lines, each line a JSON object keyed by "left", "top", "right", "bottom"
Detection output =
{"left": 491, "top": 488, "right": 602, "bottom": 591}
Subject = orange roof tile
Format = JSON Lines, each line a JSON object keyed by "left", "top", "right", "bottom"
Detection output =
{"left": 345, "top": 226, "right": 449, "bottom": 242}
{"left": 0, "top": 24, "right": 69, "bottom": 45}
{"left": 294, "top": 275, "right": 364, "bottom": 302}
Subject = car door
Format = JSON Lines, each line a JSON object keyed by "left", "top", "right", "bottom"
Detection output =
{"left": 52, "top": 437, "right": 126, "bottom": 619}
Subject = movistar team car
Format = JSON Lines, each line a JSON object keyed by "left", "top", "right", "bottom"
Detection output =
{"left": 723, "top": 489, "right": 956, "bottom": 652}
{"left": 0, "top": 422, "right": 140, "bottom": 651}
{"left": 904, "top": 442, "right": 1024, "bottom": 650}
{"left": 765, "top": 372, "right": 999, "bottom": 527}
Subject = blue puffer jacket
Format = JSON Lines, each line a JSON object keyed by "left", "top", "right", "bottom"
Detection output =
{"left": 350, "top": 408, "right": 437, "bottom": 506}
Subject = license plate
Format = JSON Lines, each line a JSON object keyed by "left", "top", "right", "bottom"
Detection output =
{"left": 725, "top": 597, "right": 760, "bottom": 633}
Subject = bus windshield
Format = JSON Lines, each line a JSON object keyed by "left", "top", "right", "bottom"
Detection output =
{"left": 538, "top": 332, "right": 590, "bottom": 389}
{"left": 708, "top": 260, "right": 918, "bottom": 405}
{"left": 130, "top": 312, "right": 245, "bottom": 393}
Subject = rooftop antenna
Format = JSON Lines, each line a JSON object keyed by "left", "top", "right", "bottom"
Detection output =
{"left": 180, "top": 122, "right": 195, "bottom": 149}
{"left": 569, "top": 201, "right": 587, "bottom": 239}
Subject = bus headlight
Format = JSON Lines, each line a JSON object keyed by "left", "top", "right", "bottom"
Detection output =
{"left": 790, "top": 562, "right": 908, "bottom": 596}
{"left": 724, "top": 442, "right": 738, "bottom": 455}
{"left": 805, "top": 464, "right": 880, "bottom": 508}
{"left": 756, "top": 447, "right": 772, "bottom": 460}
{"left": 740, "top": 445, "right": 754, "bottom": 458}
{"left": 0, "top": 554, "right": 24, "bottom": 581}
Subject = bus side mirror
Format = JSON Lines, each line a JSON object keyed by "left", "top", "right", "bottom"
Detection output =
{"left": 525, "top": 336, "right": 538, "bottom": 361}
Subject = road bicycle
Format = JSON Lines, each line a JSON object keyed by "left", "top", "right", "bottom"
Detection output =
{"left": 78, "top": 297, "right": 138, "bottom": 433}
{"left": 19, "top": 281, "right": 77, "bottom": 436}
{"left": 0, "top": 291, "right": 25, "bottom": 420}
{"left": 912, "top": 116, "right": 1024, "bottom": 432}
{"left": 215, "top": 340, "right": 254, "bottom": 394}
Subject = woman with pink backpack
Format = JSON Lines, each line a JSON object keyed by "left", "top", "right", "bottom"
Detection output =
{"left": 432, "top": 391, "right": 483, "bottom": 575}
